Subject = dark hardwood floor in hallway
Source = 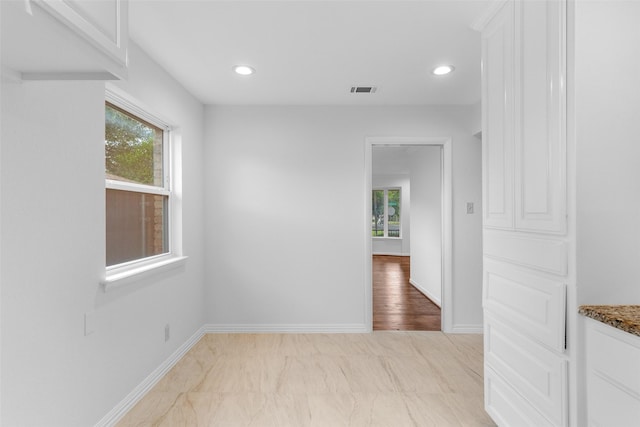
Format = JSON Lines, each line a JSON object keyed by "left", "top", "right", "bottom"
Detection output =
{"left": 373, "top": 255, "right": 441, "bottom": 331}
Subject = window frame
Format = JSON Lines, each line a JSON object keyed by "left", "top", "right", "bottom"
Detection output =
{"left": 103, "top": 89, "right": 185, "bottom": 289}
{"left": 372, "top": 187, "right": 402, "bottom": 239}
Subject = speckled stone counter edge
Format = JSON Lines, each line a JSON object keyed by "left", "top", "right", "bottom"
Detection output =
{"left": 579, "top": 305, "right": 640, "bottom": 338}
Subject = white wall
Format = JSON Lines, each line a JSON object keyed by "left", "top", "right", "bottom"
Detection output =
{"left": 468, "top": 101, "right": 482, "bottom": 137}
{"left": 571, "top": 3, "right": 640, "bottom": 424}
{"left": 0, "top": 42, "right": 205, "bottom": 426}
{"left": 409, "top": 146, "right": 443, "bottom": 306}
{"left": 575, "top": 0, "right": 640, "bottom": 305}
{"left": 372, "top": 174, "right": 410, "bottom": 256}
{"left": 204, "top": 105, "right": 483, "bottom": 330}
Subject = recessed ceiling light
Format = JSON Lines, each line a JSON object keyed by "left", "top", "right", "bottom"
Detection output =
{"left": 233, "top": 65, "right": 255, "bottom": 76}
{"left": 432, "top": 65, "right": 455, "bottom": 76}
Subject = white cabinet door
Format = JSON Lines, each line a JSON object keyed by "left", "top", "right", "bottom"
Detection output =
{"left": 481, "top": 1, "right": 569, "bottom": 426}
{"left": 482, "top": 0, "right": 515, "bottom": 230}
{"left": 514, "top": 0, "right": 566, "bottom": 234}
{"left": 35, "top": 0, "right": 128, "bottom": 67}
{"left": 485, "top": 366, "right": 556, "bottom": 427}
{"left": 586, "top": 319, "right": 640, "bottom": 427}
{"left": 484, "top": 257, "right": 566, "bottom": 352}
{"left": 485, "top": 314, "right": 568, "bottom": 426}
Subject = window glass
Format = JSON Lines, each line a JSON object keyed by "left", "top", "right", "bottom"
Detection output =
{"left": 106, "top": 190, "right": 168, "bottom": 266}
{"left": 105, "top": 102, "right": 163, "bottom": 186}
{"left": 387, "top": 189, "right": 400, "bottom": 237}
{"left": 105, "top": 101, "right": 170, "bottom": 268}
{"left": 372, "top": 188, "right": 401, "bottom": 238}
{"left": 372, "top": 189, "right": 385, "bottom": 237}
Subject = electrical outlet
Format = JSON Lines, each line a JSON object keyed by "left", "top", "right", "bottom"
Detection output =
{"left": 164, "top": 324, "right": 170, "bottom": 342}
{"left": 466, "top": 202, "right": 474, "bottom": 214}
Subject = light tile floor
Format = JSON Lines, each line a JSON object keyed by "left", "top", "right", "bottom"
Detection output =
{"left": 117, "top": 332, "right": 496, "bottom": 427}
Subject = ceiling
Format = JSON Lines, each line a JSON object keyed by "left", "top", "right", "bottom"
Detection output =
{"left": 129, "top": 0, "right": 491, "bottom": 106}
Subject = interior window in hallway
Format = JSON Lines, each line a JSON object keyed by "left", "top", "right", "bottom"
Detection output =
{"left": 373, "top": 255, "right": 441, "bottom": 331}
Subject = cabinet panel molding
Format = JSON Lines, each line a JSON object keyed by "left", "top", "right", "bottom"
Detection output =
{"left": 589, "top": 374, "right": 640, "bottom": 427}
{"left": 586, "top": 318, "right": 640, "bottom": 426}
{"left": 35, "top": 0, "right": 128, "bottom": 67}
{"left": 484, "top": 259, "right": 566, "bottom": 351}
{"left": 588, "top": 322, "right": 640, "bottom": 397}
{"left": 514, "top": 0, "right": 566, "bottom": 234}
{"left": 484, "top": 229, "right": 568, "bottom": 275}
{"left": 485, "top": 365, "right": 555, "bottom": 427}
{"left": 482, "top": 0, "right": 514, "bottom": 230}
{"left": 485, "top": 314, "right": 568, "bottom": 427}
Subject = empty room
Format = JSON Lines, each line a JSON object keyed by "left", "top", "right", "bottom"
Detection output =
{"left": 2, "top": 1, "right": 640, "bottom": 426}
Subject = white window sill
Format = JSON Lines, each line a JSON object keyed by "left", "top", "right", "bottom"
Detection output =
{"left": 372, "top": 237, "right": 402, "bottom": 240}
{"left": 101, "top": 256, "right": 188, "bottom": 291}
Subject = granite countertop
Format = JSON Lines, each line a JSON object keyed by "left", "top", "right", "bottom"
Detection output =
{"left": 579, "top": 305, "right": 640, "bottom": 337}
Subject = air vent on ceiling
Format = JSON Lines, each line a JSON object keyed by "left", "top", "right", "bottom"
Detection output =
{"left": 350, "top": 86, "right": 377, "bottom": 94}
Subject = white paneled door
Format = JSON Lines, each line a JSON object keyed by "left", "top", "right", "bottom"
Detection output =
{"left": 481, "top": 1, "right": 569, "bottom": 426}
{"left": 482, "top": 0, "right": 514, "bottom": 230}
{"left": 513, "top": 0, "right": 566, "bottom": 234}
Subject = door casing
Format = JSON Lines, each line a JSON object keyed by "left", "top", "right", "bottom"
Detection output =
{"left": 364, "top": 136, "right": 453, "bottom": 332}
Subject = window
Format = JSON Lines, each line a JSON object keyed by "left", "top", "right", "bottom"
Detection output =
{"left": 372, "top": 188, "right": 401, "bottom": 238}
{"left": 105, "top": 100, "right": 170, "bottom": 267}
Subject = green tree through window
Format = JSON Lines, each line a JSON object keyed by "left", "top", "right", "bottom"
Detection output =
{"left": 387, "top": 189, "right": 400, "bottom": 237}
{"left": 105, "top": 103, "right": 162, "bottom": 186}
{"left": 372, "top": 190, "right": 385, "bottom": 236}
{"left": 372, "top": 188, "right": 401, "bottom": 238}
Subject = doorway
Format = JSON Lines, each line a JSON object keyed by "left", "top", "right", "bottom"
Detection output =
{"left": 364, "top": 137, "right": 453, "bottom": 332}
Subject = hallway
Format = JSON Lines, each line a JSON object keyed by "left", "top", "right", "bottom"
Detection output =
{"left": 373, "top": 255, "right": 442, "bottom": 331}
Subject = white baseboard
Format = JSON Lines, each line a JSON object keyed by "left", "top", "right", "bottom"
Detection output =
{"left": 372, "top": 252, "right": 410, "bottom": 257}
{"left": 204, "top": 323, "right": 368, "bottom": 333}
{"left": 450, "top": 324, "right": 484, "bottom": 334}
{"left": 94, "top": 326, "right": 206, "bottom": 427}
{"left": 409, "top": 278, "right": 442, "bottom": 307}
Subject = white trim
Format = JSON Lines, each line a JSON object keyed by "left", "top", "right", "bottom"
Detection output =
{"left": 21, "top": 71, "right": 119, "bottom": 81}
{"left": 470, "top": 0, "right": 509, "bottom": 32}
{"left": 451, "top": 324, "right": 484, "bottom": 334}
{"left": 0, "top": 60, "right": 3, "bottom": 426}
{"left": 204, "top": 324, "right": 368, "bottom": 334}
{"left": 105, "top": 84, "right": 173, "bottom": 130}
{"left": 365, "top": 136, "right": 453, "bottom": 333}
{"left": 372, "top": 252, "right": 410, "bottom": 257}
{"left": 105, "top": 179, "right": 170, "bottom": 196}
{"left": 441, "top": 140, "right": 453, "bottom": 333}
{"left": 364, "top": 142, "right": 374, "bottom": 332}
{"left": 34, "top": 0, "right": 128, "bottom": 66}
{"left": 102, "top": 256, "right": 187, "bottom": 290}
{"left": 409, "top": 278, "right": 441, "bottom": 308}
{"left": 94, "top": 325, "right": 206, "bottom": 427}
